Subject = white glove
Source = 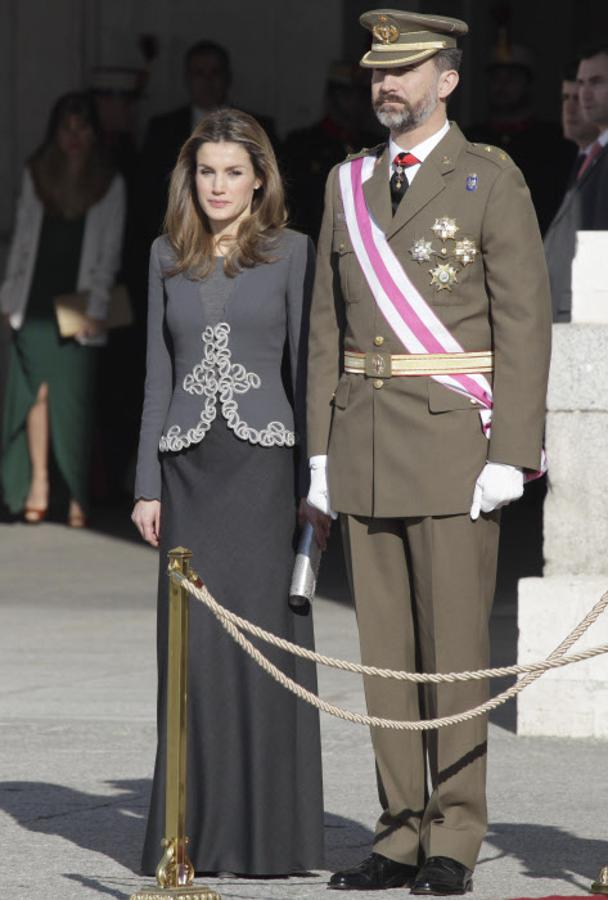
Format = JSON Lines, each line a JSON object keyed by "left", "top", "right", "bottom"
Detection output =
{"left": 470, "top": 462, "right": 524, "bottom": 520}
{"left": 307, "top": 455, "right": 338, "bottom": 519}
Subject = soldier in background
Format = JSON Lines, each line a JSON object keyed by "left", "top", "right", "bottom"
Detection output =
{"left": 467, "top": 40, "right": 575, "bottom": 233}
{"left": 90, "top": 66, "right": 146, "bottom": 179}
{"left": 90, "top": 66, "right": 149, "bottom": 502}
{"left": 284, "top": 62, "right": 379, "bottom": 239}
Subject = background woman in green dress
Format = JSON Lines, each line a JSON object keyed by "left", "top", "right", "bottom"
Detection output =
{"left": 0, "top": 93, "right": 125, "bottom": 525}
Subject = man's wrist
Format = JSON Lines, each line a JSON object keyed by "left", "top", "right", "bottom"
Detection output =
{"left": 309, "top": 455, "right": 328, "bottom": 470}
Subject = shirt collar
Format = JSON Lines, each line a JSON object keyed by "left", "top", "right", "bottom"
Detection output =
{"left": 389, "top": 120, "right": 450, "bottom": 168}
{"left": 597, "top": 128, "right": 608, "bottom": 148}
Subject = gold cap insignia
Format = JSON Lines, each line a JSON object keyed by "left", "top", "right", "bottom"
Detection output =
{"left": 372, "top": 17, "right": 399, "bottom": 44}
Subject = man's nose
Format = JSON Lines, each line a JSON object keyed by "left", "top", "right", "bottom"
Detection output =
{"left": 381, "top": 73, "right": 400, "bottom": 91}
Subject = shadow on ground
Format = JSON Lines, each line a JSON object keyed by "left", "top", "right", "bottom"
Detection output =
{"left": 483, "top": 822, "right": 607, "bottom": 895}
{"left": 0, "top": 778, "right": 372, "bottom": 882}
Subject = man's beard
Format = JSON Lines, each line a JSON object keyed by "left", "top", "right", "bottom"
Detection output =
{"left": 373, "top": 87, "right": 437, "bottom": 131}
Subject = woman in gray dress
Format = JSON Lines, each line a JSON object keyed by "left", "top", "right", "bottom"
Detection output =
{"left": 132, "top": 108, "right": 328, "bottom": 876}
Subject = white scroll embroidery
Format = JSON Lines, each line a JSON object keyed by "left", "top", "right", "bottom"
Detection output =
{"left": 159, "top": 322, "right": 295, "bottom": 452}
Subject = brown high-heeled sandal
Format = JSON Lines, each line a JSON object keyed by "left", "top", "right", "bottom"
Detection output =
{"left": 23, "top": 507, "right": 47, "bottom": 524}
{"left": 67, "top": 511, "right": 87, "bottom": 528}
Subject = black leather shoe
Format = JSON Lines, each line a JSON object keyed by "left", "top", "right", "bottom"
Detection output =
{"left": 410, "top": 856, "right": 473, "bottom": 895}
{"left": 328, "top": 853, "right": 418, "bottom": 890}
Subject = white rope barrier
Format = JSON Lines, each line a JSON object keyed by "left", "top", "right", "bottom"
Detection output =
{"left": 173, "top": 573, "right": 608, "bottom": 731}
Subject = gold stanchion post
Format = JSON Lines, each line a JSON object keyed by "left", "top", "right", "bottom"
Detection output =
{"left": 130, "top": 547, "right": 220, "bottom": 900}
{"left": 591, "top": 866, "right": 608, "bottom": 894}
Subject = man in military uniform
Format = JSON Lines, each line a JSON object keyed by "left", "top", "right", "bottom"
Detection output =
{"left": 306, "top": 9, "right": 551, "bottom": 895}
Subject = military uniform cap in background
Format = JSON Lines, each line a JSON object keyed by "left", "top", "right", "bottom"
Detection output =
{"left": 327, "top": 60, "right": 368, "bottom": 88}
{"left": 488, "top": 41, "right": 535, "bottom": 72}
{"left": 90, "top": 66, "right": 145, "bottom": 97}
{"left": 359, "top": 8, "right": 468, "bottom": 68}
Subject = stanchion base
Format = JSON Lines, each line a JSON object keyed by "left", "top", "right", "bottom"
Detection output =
{"left": 591, "top": 865, "right": 608, "bottom": 894}
{"left": 129, "top": 886, "right": 221, "bottom": 900}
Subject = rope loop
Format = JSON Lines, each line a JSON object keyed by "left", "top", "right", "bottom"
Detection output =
{"left": 173, "top": 572, "right": 608, "bottom": 731}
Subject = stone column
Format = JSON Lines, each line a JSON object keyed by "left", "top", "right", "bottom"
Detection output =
{"left": 517, "top": 233, "right": 608, "bottom": 738}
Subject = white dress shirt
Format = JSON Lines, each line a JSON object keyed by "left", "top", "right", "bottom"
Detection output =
{"left": 389, "top": 119, "right": 450, "bottom": 184}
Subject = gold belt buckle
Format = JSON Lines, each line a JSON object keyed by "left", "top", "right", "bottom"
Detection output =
{"left": 365, "top": 351, "right": 392, "bottom": 379}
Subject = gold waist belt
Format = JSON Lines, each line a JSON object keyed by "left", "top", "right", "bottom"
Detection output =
{"left": 343, "top": 349, "right": 494, "bottom": 378}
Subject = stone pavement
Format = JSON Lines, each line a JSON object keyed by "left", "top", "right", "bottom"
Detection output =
{"left": 0, "top": 515, "right": 607, "bottom": 900}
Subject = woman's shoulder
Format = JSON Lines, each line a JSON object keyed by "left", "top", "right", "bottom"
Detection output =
{"left": 94, "top": 172, "right": 126, "bottom": 210}
{"left": 270, "top": 227, "right": 313, "bottom": 261}
{"left": 20, "top": 165, "right": 38, "bottom": 198}
{"left": 151, "top": 234, "right": 177, "bottom": 272}
{"left": 110, "top": 171, "right": 126, "bottom": 191}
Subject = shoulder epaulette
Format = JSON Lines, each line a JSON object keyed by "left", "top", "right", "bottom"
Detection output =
{"left": 344, "top": 142, "right": 385, "bottom": 162}
{"left": 465, "top": 142, "right": 514, "bottom": 168}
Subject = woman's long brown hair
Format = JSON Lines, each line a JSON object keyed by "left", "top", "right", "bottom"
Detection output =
{"left": 29, "top": 92, "right": 114, "bottom": 218}
{"left": 164, "top": 108, "right": 287, "bottom": 279}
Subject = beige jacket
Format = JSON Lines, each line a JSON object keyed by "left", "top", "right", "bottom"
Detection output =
{"left": 307, "top": 123, "right": 552, "bottom": 517}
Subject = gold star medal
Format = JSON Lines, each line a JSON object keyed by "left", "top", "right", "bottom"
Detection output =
{"left": 409, "top": 238, "right": 435, "bottom": 263}
{"left": 431, "top": 217, "right": 459, "bottom": 240}
{"left": 454, "top": 238, "right": 478, "bottom": 266}
{"left": 430, "top": 263, "right": 458, "bottom": 291}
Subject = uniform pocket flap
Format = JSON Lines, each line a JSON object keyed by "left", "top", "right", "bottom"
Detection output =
{"left": 333, "top": 377, "right": 351, "bottom": 409}
{"left": 428, "top": 379, "right": 478, "bottom": 412}
{"left": 332, "top": 229, "right": 353, "bottom": 255}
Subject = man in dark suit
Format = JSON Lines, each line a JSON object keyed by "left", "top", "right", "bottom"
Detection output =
{"left": 559, "top": 62, "right": 599, "bottom": 188}
{"left": 544, "top": 45, "right": 608, "bottom": 322}
{"left": 139, "top": 40, "right": 278, "bottom": 238}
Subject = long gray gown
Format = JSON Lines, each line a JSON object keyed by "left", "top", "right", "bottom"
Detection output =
{"left": 140, "top": 246, "right": 324, "bottom": 876}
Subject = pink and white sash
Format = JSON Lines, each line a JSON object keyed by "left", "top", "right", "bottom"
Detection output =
{"left": 338, "top": 154, "right": 546, "bottom": 477}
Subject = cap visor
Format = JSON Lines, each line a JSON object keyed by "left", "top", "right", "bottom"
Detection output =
{"left": 359, "top": 47, "right": 438, "bottom": 68}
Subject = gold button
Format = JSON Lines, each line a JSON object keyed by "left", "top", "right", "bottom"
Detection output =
{"left": 373, "top": 379, "right": 384, "bottom": 389}
{"left": 469, "top": 397, "right": 477, "bottom": 405}
{"left": 373, "top": 335, "right": 384, "bottom": 347}
{"left": 441, "top": 247, "right": 447, "bottom": 255}
{"left": 338, "top": 242, "right": 345, "bottom": 251}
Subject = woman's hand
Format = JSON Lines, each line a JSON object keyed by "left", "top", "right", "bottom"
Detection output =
{"left": 76, "top": 315, "right": 105, "bottom": 341}
{"left": 132, "top": 499, "right": 161, "bottom": 547}
{"left": 298, "top": 497, "right": 332, "bottom": 551}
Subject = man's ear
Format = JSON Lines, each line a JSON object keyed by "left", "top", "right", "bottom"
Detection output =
{"left": 438, "top": 69, "right": 459, "bottom": 101}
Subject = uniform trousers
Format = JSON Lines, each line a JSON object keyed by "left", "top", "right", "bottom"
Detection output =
{"left": 341, "top": 510, "right": 501, "bottom": 871}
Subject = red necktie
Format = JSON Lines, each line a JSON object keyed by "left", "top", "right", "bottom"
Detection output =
{"left": 390, "top": 151, "right": 421, "bottom": 213}
{"left": 577, "top": 140, "right": 603, "bottom": 180}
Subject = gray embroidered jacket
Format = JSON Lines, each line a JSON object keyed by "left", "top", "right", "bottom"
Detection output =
{"left": 134, "top": 229, "right": 314, "bottom": 501}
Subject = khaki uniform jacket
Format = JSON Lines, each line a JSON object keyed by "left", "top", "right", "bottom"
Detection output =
{"left": 307, "top": 123, "right": 552, "bottom": 517}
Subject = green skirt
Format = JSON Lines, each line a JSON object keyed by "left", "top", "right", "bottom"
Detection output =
{"left": 1, "top": 321, "right": 98, "bottom": 513}
{"left": 1, "top": 211, "right": 100, "bottom": 514}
